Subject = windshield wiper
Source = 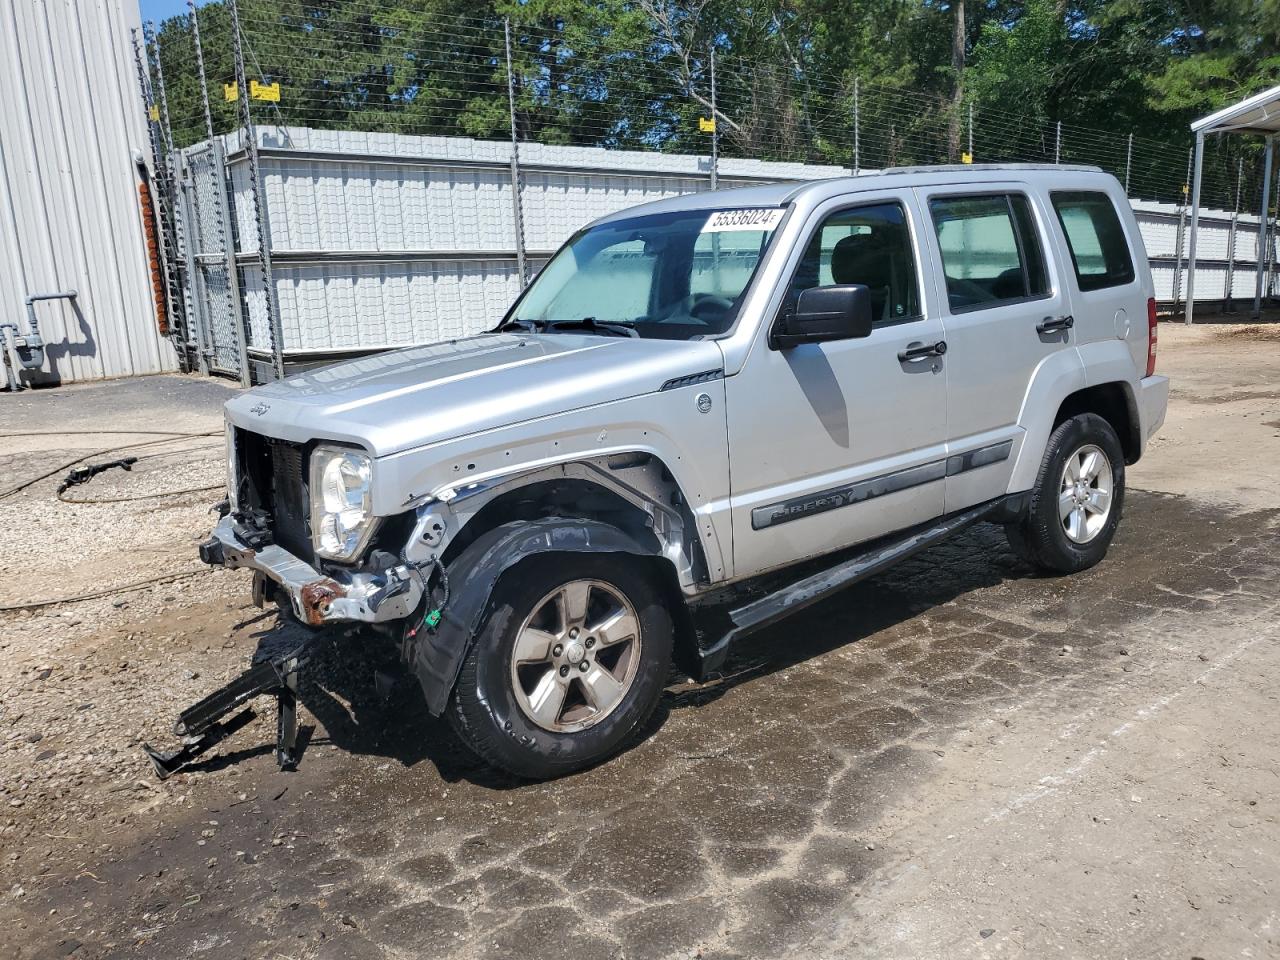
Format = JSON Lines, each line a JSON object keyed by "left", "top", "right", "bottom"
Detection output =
{"left": 496, "top": 318, "right": 548, "bottom": 333}
{"left": 545, "top": 317, "right": 639, "bottom": 338}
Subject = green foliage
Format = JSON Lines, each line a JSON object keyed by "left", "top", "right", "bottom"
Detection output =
{"left": 146, "top": 0, "right": 1277, "bottom": 202}
{"left": 968, "top": 0, "right": 1065, "bottom": 132}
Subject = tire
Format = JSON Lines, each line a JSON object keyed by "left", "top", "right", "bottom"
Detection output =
{"left": 446, "top": 553, "right": 674, "bottom": 779}
{"left": 1006, "top": 413, "right": 1126, "bottom": 575}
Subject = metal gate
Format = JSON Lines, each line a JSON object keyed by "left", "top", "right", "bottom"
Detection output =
{"left": 182, "top": 140, "right": 248, "bottom": 382}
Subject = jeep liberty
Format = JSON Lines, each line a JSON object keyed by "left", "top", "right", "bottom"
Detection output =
{"left": 161, "top": 165, "right": 1169, "bottom": 780}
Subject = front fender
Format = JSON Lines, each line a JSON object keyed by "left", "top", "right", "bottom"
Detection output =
{"left": 371, "top": 376, "right": 733, "bottom": 583}
{"left": 409, "top": 517, "right": 661, "bottom": 715}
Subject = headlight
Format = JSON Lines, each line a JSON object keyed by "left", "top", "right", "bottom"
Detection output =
{"left": 310, "top": 445, "right": 374, "bottom": 561}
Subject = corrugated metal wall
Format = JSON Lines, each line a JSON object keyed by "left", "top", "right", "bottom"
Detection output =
{"left": 180, "top": 126, "right": 1279, "bottom": 374}
{"left": 1133, "top": 202, "right": 1273, "bottom": 303}
{"left": 0, "top": 0, "right": 176, "bottom": 385}
{"left": 211, "top": 126, "right": 849, "bottom": 357}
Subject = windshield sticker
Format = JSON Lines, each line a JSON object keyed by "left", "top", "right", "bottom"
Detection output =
{"left": 701, "top": 208, "right": 786, "bottom": 233}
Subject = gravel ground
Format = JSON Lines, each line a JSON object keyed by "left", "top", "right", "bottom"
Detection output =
{"left": 0, "top": 328, "right": 1277, "bottom": 960}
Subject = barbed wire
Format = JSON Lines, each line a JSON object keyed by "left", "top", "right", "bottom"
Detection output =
{"left": 148, "top": 0, "right": 1272, "bottom": 216}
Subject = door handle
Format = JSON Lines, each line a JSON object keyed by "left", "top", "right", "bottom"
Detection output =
{"left": 1037, "top": 314, "right": 1074, "bottom": 334}
{"left": 897, "top": 340, "right": 947, "bottom": 363}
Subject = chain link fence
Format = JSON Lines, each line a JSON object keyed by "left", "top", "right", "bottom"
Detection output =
{"left": 139, "top": 0, "right": 1279, "bottom": 383}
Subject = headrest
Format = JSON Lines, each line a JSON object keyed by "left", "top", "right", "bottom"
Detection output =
{"left": 831, "top": 232, "right": 892, "bottom": 287}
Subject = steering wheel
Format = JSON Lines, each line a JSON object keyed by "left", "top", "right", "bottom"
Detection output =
{"left": 689, "top": 293, "right": 735, "bottom": 319}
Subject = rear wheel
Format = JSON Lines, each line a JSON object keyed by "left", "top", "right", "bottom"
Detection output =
{"left": 1006, "top": 413, "right": 1125, "bottom": 574}
{"left": 446, "top": 553, "right": 673, "bottom": 779}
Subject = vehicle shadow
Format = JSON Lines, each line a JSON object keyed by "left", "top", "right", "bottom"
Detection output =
{"left": 185, "top": 521, "right": 1030, "bottom": 788}
{"left": 298, "top": 629, "right": 519, "bottom": 789}
{"left": 649, "top": 521, "right": 1027, "bottom": 722}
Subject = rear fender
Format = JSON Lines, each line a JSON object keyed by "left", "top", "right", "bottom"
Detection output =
{"left": 1007, "top": 348, "right": 1087, "bottom": 492}
{"left": 1077, "top": 339, "right": 1144, "bottom": 458}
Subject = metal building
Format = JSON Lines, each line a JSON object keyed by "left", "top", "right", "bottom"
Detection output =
{"left": 177, "top": 126, "right": 849, "bottom": 383}
{"left": 174, "top": 125, "right": 1270, "bottom": 386}
{"left": 1184, "top": 83, "right": 1280, "bottom": 323}
{"left": 0, "top": 0, "right": 175, "bottom": 386}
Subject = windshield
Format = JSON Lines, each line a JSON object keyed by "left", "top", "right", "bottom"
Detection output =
{"left": 505, "top": 206, "right": 787, "bottom": 340}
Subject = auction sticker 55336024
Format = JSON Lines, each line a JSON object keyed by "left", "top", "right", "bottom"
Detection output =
{"left": 702, "top": 208, "right": 786, "bottom": 232}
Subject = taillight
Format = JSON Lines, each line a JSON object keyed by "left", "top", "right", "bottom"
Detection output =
{"left": 1146, "top": 297, "right": 1157, "bottom": 377}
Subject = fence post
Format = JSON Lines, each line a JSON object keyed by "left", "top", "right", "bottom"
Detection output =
{"left": 967, "top": 101, "right": 973, "bottom": 160}
{"left": 190, "top": 0, "right": 216, "bottom": 143}
{"left": 1172, "top": 148, "right": 1191, "bottom": 311}
{"left": 503, "top": 19, "right": 528, "bottom": 288}
{"left": 1055, "top": 121, "right": 1061, "bottom": 163}
{"left": 1254, "top": 137, "right": 1274, "bottom": 318}
{"left": 130, "top": 30, "right": 183, "bottom": 353}
{"left": 189, "top": 0, "right": 241, "bottom": 384}
{"left": 1124, "top": 133, "right": 1133, "bottom": 194}
{"left": 1224, "top": 158, "right": 1241, "bottom": 313}
{"left": 852, "top": 77, "right": 860, "bottom": 174}
{"left": 129, "top": 29, "right": 160, "bottom": 198}
{"left": 709, "top": 46, "right": 719, "bottom": 189}
{"left": 191, "top": 0, "right": 249, "bottom": 386}
{"left": 1266, "top": 154, "right": 1280, "bottom": 308}
{"left": 1184, "top": 132, "right": 1204, "bottom": 324}
{"left": 228, "top": 0, "right": 284, "bottom": 381}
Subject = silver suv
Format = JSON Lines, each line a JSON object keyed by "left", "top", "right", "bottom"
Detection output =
{"left": 198, "top": 164, "right": 1169, "bottom": 779}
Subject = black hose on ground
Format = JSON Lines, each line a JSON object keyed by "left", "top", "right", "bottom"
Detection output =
{"left": 0, "top": 567, "right": 212, "bottom": 614}
{"left": 0, "top": 430, "right": 221, "bottom": 502}
{"left": 56, "top": 483, "right": 224, "bottom": 505}
{"left": 0, "top": 430, "right": 233, "bottom": 611}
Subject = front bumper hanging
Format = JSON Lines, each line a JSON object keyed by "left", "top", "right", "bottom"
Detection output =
{"left": 199, "top": 513, "right": 424, "bottom": 626}
{"left": 143, "top": 511, "right": 429, "bottom": 780}
{"left": 142, "top": 635, "right": 322, "bottom": 780}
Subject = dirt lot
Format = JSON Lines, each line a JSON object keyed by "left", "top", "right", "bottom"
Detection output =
{"left": 1, "top": 324, "right": 1277, "bottom": 960}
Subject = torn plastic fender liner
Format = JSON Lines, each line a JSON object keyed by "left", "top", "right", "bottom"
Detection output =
{"left": 411, "top": 517, "right": 660, "bottom": 715}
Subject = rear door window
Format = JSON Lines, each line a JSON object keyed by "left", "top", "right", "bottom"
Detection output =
{"left": 928, "top": 194, "right": 1049, "bottom": 312}
{"left": 1050, "top": 191, "right": 1136, "bottom": 291}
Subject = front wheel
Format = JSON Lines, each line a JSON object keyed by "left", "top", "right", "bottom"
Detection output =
{"left": 1006, "top": 413, "right": 1126, "bottom": 575}
{"left": 446, "top": 553, "right": 673, "bottom": 779}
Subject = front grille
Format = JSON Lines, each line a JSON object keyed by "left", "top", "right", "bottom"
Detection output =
{"left": 234, "top": 428, "right": 313, "bottom": 563}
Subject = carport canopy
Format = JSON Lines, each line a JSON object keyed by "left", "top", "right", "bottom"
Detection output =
{"left": 1185, "top": 84, "right": 1280, "bottom": 323}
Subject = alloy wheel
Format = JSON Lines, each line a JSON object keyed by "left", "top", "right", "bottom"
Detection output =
{"left": 1058, "top": 443, "right": 1114, "bottom": 544}
{"left": 509, "top": 579, "right": 643, "bottom": 733}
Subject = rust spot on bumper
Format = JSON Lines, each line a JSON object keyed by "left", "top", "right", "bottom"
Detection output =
{"left": 299, "top": 579, "right": 346, "bottom": 626}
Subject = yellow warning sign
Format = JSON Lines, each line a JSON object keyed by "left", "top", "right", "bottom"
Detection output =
{"left": 250, "top": 80, "right": 281, "bottom": 102}
{"left": 698, "top": 117, "right": 716, "bottom": 133}
{"left": 961, "top": 151, "right": 973, "bottom": 164}
{"left": 223, "top": 81, "right": 238, "bottom": 101}
{"left": 148, "top": 105, "right": 160, "bottom": 122}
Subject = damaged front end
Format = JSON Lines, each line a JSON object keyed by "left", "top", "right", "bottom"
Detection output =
{"left": 143, "top": 428, "right": 437, "bottom": 780}
{"left": 142, "top": 512, "right": 432, "bottom": 780}
{"left": 143, "top": 422, "right": 702, "bottom": 779}
{"left": 199, "top": 512, "right": 424, "bottom": 628}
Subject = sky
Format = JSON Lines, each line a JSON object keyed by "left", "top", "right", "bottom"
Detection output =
{"left": 138, "top": 0, "right": 191, "bottom": 26}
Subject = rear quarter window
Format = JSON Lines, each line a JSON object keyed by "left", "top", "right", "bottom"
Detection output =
{"left": 928, "top": 193, "right": 1049, "bottom": 312}
{"left": 1051, "top": 191, "right": 1136, "bottom": 292}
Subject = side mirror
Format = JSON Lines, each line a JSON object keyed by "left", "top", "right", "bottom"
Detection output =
{"left": 772, "top": 284, "right": 873, "bottom": 349}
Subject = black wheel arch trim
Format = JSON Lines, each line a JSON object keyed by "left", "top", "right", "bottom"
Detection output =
{"left": 408, "top": 517, "right": 663, "bottom": 715}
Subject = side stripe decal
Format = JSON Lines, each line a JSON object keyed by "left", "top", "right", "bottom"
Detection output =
{"left": 751, "top": 440, "right": 1014, "bottom": 530}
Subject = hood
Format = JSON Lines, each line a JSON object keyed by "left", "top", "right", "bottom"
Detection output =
{"left": 224, "top": 333, "right": 725, "bottom": 457}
